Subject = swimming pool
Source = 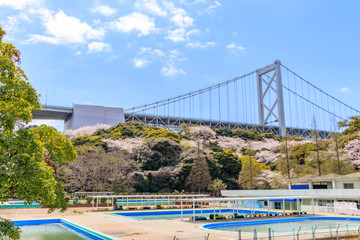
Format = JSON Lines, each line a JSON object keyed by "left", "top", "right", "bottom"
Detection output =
{"left": 20, "top": 223, "right": 91, "bottom": 240}
{"left": 13, "top": 219, "right": 117, "bottom": 240}
{"left": 201, "top": 217, "right": 360, "bottom": 234}
{"left": 112, "top": 209, "right": 276, "bottom": 220}
{"left": 0, "top": 201, "right": 41, "bottom": 209}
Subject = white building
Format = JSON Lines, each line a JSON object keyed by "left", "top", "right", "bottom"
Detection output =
{"left": 222, "top": 172, "right": 360, "bottom": 214}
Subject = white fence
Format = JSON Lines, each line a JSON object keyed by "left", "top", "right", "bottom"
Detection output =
{"left": 301, "top": 204, "right": 360, "bottom": 216}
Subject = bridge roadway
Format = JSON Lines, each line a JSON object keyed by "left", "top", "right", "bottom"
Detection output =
{"left": 32, "top": 105, "right": 331, "bottom": 138}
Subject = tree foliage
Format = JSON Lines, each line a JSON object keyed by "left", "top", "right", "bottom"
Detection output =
{"left": 135, "top": 138, "right": 182, "bottom": 170}
{"left": 0, "top": 218, "right": 21, "bottom": 240}
{"left": 145, "top": 128, "right": 181, "bottom": 143}
{"left": 212, "top": 149, "right": 241, "bottom": 180}
{"left": 208, "top": 178, "right": 227, "bottom": 197}
{"left": 0, "top": 26, "right": 76, "bottom": 214}
{"left": 339, "top": 116, "right": 360, "bottom": 135}
{"left": 238, "top": 156, "right": 270, "bottom": 190}
{"left": 185, "top": 142, "right": 212, "bottom": 192}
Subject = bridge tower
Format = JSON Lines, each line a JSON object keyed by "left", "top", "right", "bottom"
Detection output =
{"left": 256, "top": 60, "right": 286, "bottom": 136}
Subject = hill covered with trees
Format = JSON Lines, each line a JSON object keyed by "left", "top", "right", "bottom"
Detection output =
{"left": 57, "top": 118, "right": 360, "bottom": 194}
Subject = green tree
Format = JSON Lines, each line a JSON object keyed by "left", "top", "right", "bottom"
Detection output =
{"left": 212, "top": 149, "right": 242, "bottom": 180}
{"left": 338, "top": 116, "right": 360, "bottom": 135}
{"left": 310, "top": 118, "right": 322, "bottom": 176}
{"left": 207, "top": 178, "right": 227, "bottom": 197}
{"left": 330, "top": 122, "right": 342, "bottom": 174}
{"left": 185, "top": 141, "right": 212, "bottom": 192}
{"left": 277, "top": 130, "right": 296, "bottom": 179}
{"left": 0, "top": 218, "right": 20, "bottom": 240}
{"left": 238, "top": 156, "right": 270, "bottom": 189}
{"left": 0, "top": 26, "right": 77, "bottom": 219}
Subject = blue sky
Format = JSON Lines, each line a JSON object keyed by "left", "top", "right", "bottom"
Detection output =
{"left": 1, "top": 0, "right": 360, "bottom": 129}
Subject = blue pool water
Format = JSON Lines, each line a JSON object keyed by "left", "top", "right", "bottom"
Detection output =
{"left": 20, "top": 224, "right": 91, "bottom": 240}
{"left": 113, "top": 209, "right": 275, "bottom": 220}
{"left": 202, "top": 217, "right": 360, "bottom": 234}
{"left": 14, "top": 219, "right": 114, "bottom": 240}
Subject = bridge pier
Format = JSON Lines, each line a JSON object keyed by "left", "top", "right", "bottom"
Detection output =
{"left": 64, "top": 104, "right": 125, "bottom": 130}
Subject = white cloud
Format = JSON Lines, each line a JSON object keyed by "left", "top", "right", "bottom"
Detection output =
{"left": 27, "top": 9, "right": 105, "bottom": 45}
{"left": 340, "top": 87, "right": 350, "bottom": 93}
{"left": 178, "top": 0, "right": 207, "bottom": 5}
{"left": 88, "top": 41, "right": 111, "bottom": 53}
{"left": 135, "top": 0, "right": 167, "bottom": 16}
{"left": 184, "top": 29, "right": 216, "bottom": 48}
{"left": 93, "top": 19, "right": 101, "bottom": 25}
{"left": 165, "top": 28, "right": 186, "bottom": 42}
{"left": 161, "top": 49, "right": 186, "bottom": 76}
{"left": 133, "top": 58, "right": 150, "bottom": 68}
{"left": 205, "top": 1, "right": 221, "bottom": 14}
{"left": 186, "top": 41, "right": 215, "bottom": 48}
{"left": 226, "top": 42, "right": 245, "bottom": 55}
{"left": 161, "top": 64, "right": 186, "bottom": 76}
{"left": 134, "top": 47, "right": 186, "bottom": 76}
{"left": 3, "top": 12, "right": 32, "bottom": 38}
{"left": 0, "top": 0, "right": 42, "bottom": 10}
{"left": 109, "top": 12, "right": 156, "bottom": 36}
{"left": 74, "top": 51, "right": 82, "bottom": 55}
{"left": 91, "top": 5, "right": 117, "bottom": 17}
{"left": 163, "top": 2, "right": 193, "bottom": 28}
{"left": 139, "top": 47, "right": 165, "bottom": 57}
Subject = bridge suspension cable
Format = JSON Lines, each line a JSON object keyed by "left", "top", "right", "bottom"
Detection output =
{"left": 124, "top": 61, "right": 359, "bottom": 136}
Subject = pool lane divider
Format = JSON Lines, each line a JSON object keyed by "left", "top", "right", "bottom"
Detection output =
{"left": 13, "top": 219, "right": 120, "bottom": 240}
{"left": 200, "top": 216, "right": 360, "bottom": 232}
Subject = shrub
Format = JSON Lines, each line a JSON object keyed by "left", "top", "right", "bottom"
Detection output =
{"left": 146, "top": 129, "right": 181, "bottom": 143}
{"left": 73, "top": 197, "right": 79, "bottom": 204}
{"left": 100, "top": 198, "right": 107, "bottom": 204}
{"left": 86, "top": 197, "right": 93, "bottom": 204}
{"left": 64, "top": 196, "right": 71, "bottom": 203}
{"left": 136, "top": 138, "right": 182, "bottom": 171}
{"left": 0, "top": 218, "right": 21, "bottom": 240}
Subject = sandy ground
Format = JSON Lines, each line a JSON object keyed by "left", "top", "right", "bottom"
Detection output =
{"left": 2, "top": 207, "right": 360, "bottom": 240}
{"left": 2, "top": 207, "right": 240, "bottom": 240}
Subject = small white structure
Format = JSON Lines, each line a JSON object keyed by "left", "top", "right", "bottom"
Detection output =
{"left": 222, "top": 172, "right": 360, "bottom": 214}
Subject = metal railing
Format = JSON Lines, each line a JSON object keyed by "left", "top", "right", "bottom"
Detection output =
{"left": 235, "top": 224, "right": 360, "bottom": 240}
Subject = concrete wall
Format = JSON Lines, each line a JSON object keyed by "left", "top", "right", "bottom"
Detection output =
{"left": 335, "top": 180, "right": 360, "bottom": 189}
{"left": 64, "top": 104, "right": 125, "bottom": 130}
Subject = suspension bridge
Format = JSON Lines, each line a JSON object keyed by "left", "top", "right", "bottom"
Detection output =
{"left": 32, "top": 60, "right": 360, "bottom": 138}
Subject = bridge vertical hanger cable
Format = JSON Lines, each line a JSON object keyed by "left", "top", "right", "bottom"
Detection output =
{"left": 234, "top": 80, "right": 239, "bottom": 122}
{"left": 320, "top": 92, "right": 325, "bottom": 130}
{"left": 182, "top": 99, "right": 186, "bottom": 118}
{"left": 245, "top": 75, "right": 248, "bottom": 123}
{"left": 218, "top": 86, "right": 221, "bottom": 121}
{"left": 226, "top": 84, "right": 230, "bottom": 122}
{"left": 243, "top": 77, "right": 246, "bottom": 123}
{"left": 192, "top": 95, "right": 195, "bottom": 119}
{"left": 300, "top": 76, "right": 305, "bottom": 128}
{"left": 200, "top": 93, "right": 203, "bottom": 119}
{"left": 209, "top": 89, "right": 212, "bottom": 120}
{"left": 167, "top": 100, "right": 169, "bottom": 117}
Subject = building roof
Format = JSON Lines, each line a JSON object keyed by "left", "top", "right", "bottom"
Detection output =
{"left": 286, "top": 172, "right": 360, "bottom": 182}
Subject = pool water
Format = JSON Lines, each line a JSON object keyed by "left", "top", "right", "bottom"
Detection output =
{"left": 20, "top": 223, "right": 92, "bottom": 240}
{"left": 203, "top": 217, "right": 360, "bottom": 234}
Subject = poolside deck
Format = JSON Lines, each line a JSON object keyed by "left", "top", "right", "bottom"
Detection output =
{"left": 2, "top": 207, "right": 360, "bottom": 240}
